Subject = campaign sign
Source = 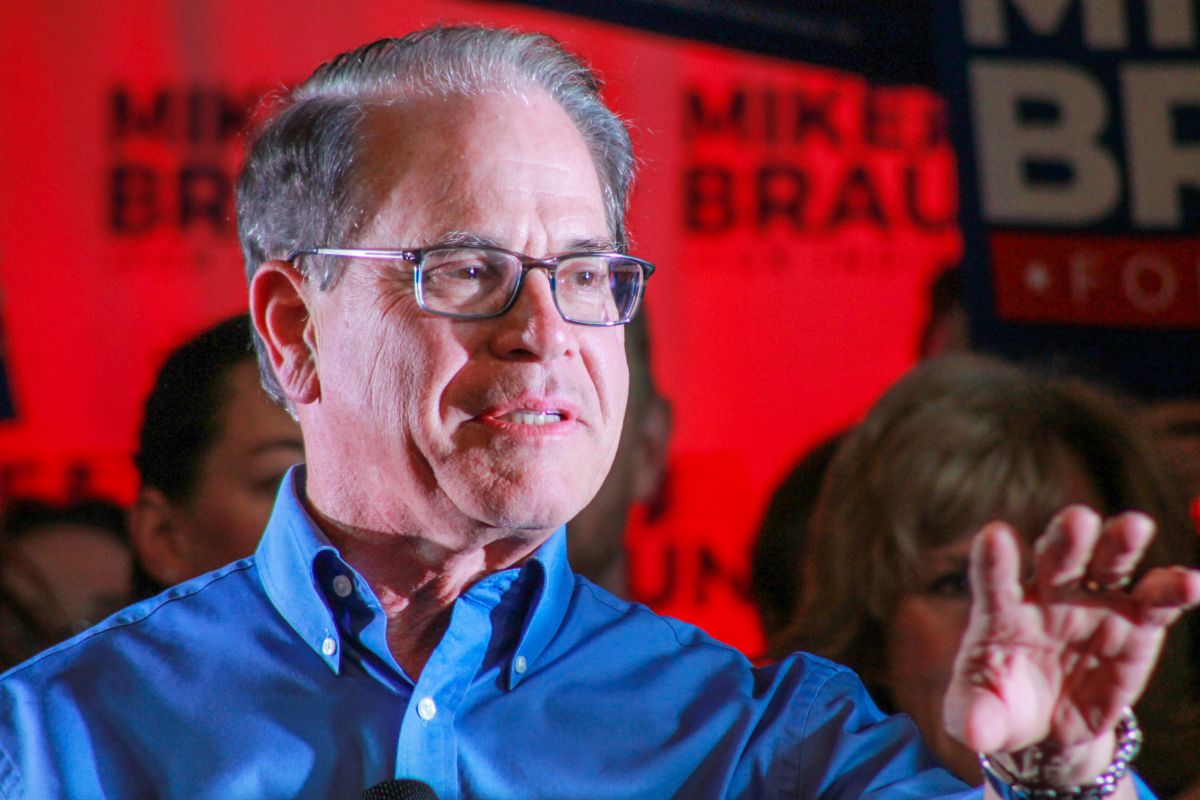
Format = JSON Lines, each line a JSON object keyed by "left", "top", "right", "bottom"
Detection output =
{"left": 936, "top": 0, "right": 1200, "bottom": 397}
{"left": 0, "top": 1, "right": 959, "bottom": 654}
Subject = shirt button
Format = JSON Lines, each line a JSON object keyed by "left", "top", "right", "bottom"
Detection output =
{"left": 321, "top": 637, "right": 337, "bottom": 656}
{"left": 417, "top": 697, "right": 437, "bottom": 721}
{"left": 331, "top": 574, "right": 354, "bottom": 598}
{"left": 514, "top": 655, "right": 527, "bottom": 674}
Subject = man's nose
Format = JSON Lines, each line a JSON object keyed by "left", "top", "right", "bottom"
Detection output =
{"left": 488, "top": 268, "right": 574, "bottom": 361}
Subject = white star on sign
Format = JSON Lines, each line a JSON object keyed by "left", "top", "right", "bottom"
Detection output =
{"left": 1024, "top": 261, "right": 1051, "bottom": 294}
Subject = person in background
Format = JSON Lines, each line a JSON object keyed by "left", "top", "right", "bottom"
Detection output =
{"left": 128, "top": 314, "right": 304, "bottom": 595}
{"left": 0, "top": 539, "right": 63, "bottom": 671}
{"left": 749, "top": 261, "right": 968, "bottom": 641}
{"left": 0, "top": 498, "right": 133, "bottom": 654}
{"left": 778, "top": 354, "right": 1200, "bottom": 797}
{"left": 566, "top": 312, "right": 671, "bottom": 596}
{"left": 919, "top": 263, "right": 969, "bottom": 360}
{"left": 1141, "top": 399, "right": 1200, "bottom": 531}
{"left": 751, "top": 433, "right": 843, "bottom": 642}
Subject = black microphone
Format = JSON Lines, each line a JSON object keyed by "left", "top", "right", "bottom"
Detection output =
{"left": 357, "top": 778, "right": 439, "bottom": 800}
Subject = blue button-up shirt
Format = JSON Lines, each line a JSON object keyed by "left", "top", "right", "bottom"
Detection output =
{"left": 0, "top": 469, "right": 1152, "bottom": 798}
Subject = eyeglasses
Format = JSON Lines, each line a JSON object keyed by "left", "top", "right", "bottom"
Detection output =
{"left": 289, "top": 246, "right": 655, "bottom": 326}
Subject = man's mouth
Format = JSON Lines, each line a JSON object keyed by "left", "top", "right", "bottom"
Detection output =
{"left": 499, "top": 410, "right": 564, "bottom": 426}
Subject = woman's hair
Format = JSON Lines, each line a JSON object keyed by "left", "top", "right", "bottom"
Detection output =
{"left": 1, "top": 497, "right": 128, "bottom": 545}
{"left": 752, "top": 433, "right": 844, "bottom": 642}
{"left": 776, "top": 353, "right": 1199, "bottom": 791}
{"left": 134, "top": 314, "right": 256, "bottom": 502}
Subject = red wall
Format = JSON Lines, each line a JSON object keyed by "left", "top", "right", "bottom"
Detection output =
{"left": 0, "top": 1, "right": 960, "bottom": 653}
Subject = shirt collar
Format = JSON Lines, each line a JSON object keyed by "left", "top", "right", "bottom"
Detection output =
{"left": 256, "top": 466, "right": 577, "bottom": 687}
{"left": 257, "top": 465, "right": 348, "bottom": 674}
{"left": 506, "top": 526, "right": 574, "bottom": 689}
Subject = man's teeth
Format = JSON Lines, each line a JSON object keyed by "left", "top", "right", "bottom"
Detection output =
{"left": 502, "top": 410, "right": 563, "bottom": 425}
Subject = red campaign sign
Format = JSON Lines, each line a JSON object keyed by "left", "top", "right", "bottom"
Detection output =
{"left": 991, "top": 232, "right": 1200, "bottom": 328}
{"left": 628, "top": 453, "right": 765, "bottom": 655}
{"left": 0, "top": 1, "right": 959, "bottom": 654}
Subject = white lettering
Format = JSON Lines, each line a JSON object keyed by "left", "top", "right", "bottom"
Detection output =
{"left": 971, "top": 61, "right": 1119, "bottom": 224}
{"left": 1122, "top": 65, "right": 1200, "bottom": 229}
{"left": 1147, "top": 0, "right": 1198, "bottom": 49}
{"left": 964, "top": 0, "right": 1006, "bottom": 45}
{"left": 964, "top": 0, "right": 1129, "bottom": 48}
{"left": 1122, "top": 252, "right": 1178, "bottom": 312}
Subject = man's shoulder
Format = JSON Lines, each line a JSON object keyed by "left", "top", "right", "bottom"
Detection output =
{"left": 563, "top": 575, "right": 855, "bottom": 690}
{"left": 533, "top": 577, "right": 925, "bottom": 795}
{"left": 0, "top": 557, "right": 262, "bottom": 689}
{"left": 0, "top": 557, "right": 283, "bottom": 792}
{"left": 0, "top": 556, "right": 307, "bottom": 799}
{"left": 566, "top": 575, "right": 731, "bottom": 648}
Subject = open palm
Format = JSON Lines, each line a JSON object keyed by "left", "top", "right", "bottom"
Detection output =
{"left": 944, "top": 506, "right": 1200, "bottom": 785}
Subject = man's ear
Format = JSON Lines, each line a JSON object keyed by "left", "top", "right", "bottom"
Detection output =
{"left": 127, "top": 488, "right": 191, "bottom": 587}
{"left": 250, "top": 260, "right": 320, "bottom": 406}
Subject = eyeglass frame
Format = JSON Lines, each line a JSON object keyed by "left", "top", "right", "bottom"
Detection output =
{"left": 287, "top": 245, "right": 655, "bottom": 327}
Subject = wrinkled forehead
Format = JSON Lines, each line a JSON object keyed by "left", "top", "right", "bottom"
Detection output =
{"left": 348, "top": 88, "right": 607, "bottom": 248}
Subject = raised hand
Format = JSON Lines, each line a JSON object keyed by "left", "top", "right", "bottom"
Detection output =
{"left": 944, "top": 506, "right": 1200, "bottom": 794}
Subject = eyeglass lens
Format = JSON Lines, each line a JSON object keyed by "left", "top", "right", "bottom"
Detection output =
{"left": 418, "top": 248, "right": 644, "bottom": 324}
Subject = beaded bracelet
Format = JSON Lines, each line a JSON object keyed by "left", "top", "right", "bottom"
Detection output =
{"left": 978, "top": 708, "right": 1142, "bottom": 799}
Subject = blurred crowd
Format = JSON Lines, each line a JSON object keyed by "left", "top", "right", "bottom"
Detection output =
{"left": 0, "top": 315, "right": 303, "bottom": 668}
{"left": 2, "top": 267, "right": 1199, "bottom": 796}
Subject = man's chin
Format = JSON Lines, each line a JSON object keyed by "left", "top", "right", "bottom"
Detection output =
{"left": 446, "top": 470, "right": 599, "bottom": 534}
{"left": 483, "top": 507, "right": 575, "bottom": 533}
{"left": 472, "top": 496, "right": 585, "bottom": 534}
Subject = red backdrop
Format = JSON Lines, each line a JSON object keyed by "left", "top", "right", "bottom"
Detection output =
{"left": 0, "top": 1, "right": 960, "bottom": 654}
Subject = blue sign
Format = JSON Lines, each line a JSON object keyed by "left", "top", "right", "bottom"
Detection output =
{"left": 936, "top": 0, "right": 1200, "bottom": 398}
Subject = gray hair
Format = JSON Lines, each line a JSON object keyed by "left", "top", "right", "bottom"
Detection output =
{"left": 236, "top": 25, "right": 636, "bottom": 405}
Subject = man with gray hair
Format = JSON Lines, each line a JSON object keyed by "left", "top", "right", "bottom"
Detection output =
{"left": 0, "top": 26, "right": 1196, "bottom": 799}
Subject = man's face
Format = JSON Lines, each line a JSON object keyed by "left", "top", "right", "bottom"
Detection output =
{"left": 299, "top": 89, "right": 628, "bottom": 539}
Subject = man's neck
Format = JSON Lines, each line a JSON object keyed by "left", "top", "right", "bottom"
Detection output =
{"left": 305, "top": 499, "right": 550, "bottom": 679}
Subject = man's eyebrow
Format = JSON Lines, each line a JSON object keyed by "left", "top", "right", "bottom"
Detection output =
{"left": 567, "top": 236, "right": 620, "bottom": 253}
{"left": 435, "top": 231, "right": 498, "bottom": 248}
{"left": 432, "top": 231, "right": 620, "bottom": 254}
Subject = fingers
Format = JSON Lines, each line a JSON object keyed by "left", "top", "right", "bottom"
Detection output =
{"left": 969, "top": 522, "right": 1024, "bottom": 616}
{"left": 1128, "top": 565, "right": 1200, "bottom": 627}
{"left": 971, "top": 507, "right": 1149, "bottom": 615}
{"left": 1028, "top": 505, "right": 1200, "bottom": 625}
{"left": 951, "top": 506, "right": 1200, "bottom": 760}
{"left": 950, "top": 524, "right": 1027, "bottom": 754}
{"left": 1033, "top": 505, "right": 1102, "bottom": 594}
{"left": 1032, "top": 506, "right": 1155, "bottom": 597}
{"left": 1086, "top": 513, "right": 1154, "bottom": 591}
